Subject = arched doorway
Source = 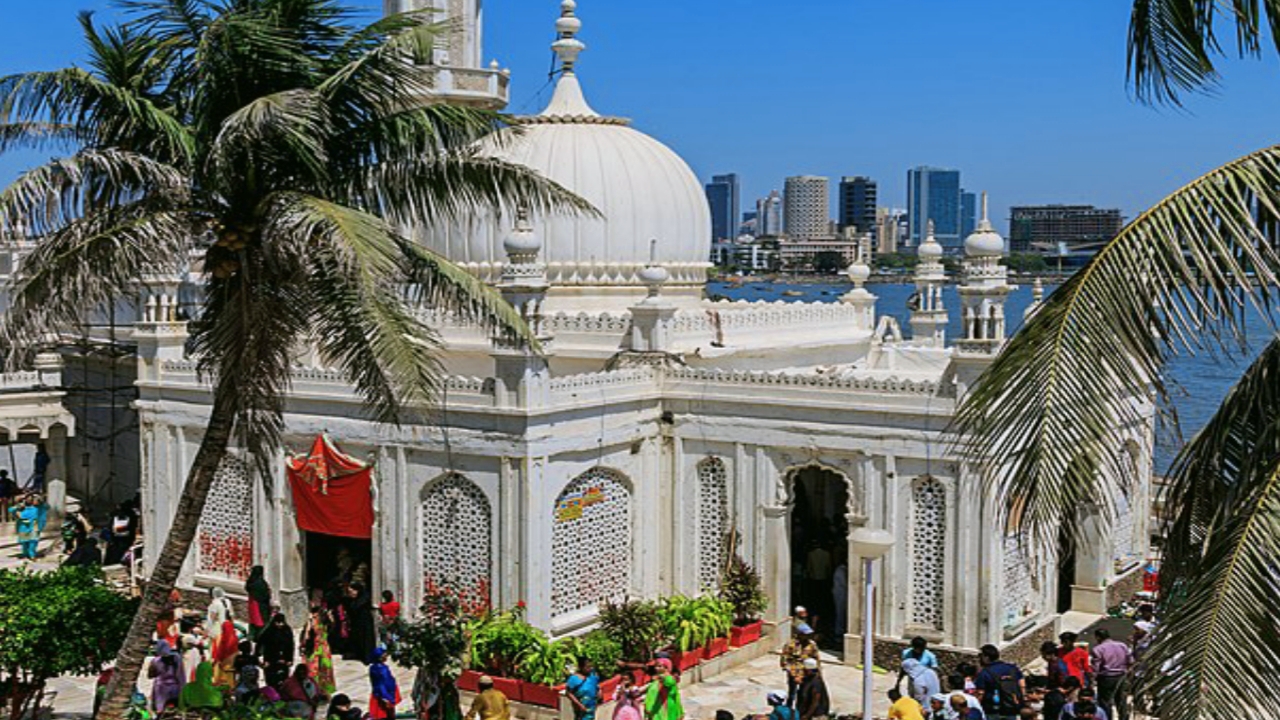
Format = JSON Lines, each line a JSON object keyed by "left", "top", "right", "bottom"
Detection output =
{"left": 788, "top": 466, "right": 850, "bottom": 649}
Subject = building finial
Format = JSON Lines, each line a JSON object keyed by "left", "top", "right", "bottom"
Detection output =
{"left": 552, "top": 0, "right": 586, "bottom": 73}
{"left": 926, "top": 219, "right": 935, "bottom": 239}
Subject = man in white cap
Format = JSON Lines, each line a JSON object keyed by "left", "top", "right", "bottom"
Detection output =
{"left": 797, "top": 658, "right": 829, "bottom": 720}
{"left": 780, "top": 624, "right": 820, "bottom": 709}
{"left": 792, "top": 606, "right": 810, "bottom": 633}
{"left": 464, "top": 675, "right": 511, "bottom": 720}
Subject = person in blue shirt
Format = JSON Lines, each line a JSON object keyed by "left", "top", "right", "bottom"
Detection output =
{"left": 902, "top": 637, "right": 940, "bottom": 670}
{"left": 765, "top": 692, "right": 798, "bottom": 720}
{"left": 565, "top": 657, "right": 601, "bottom": 720}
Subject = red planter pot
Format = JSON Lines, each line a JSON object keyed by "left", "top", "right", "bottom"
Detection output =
{"left": 492, "top": 676, "right": 523, "bottom": 703}
{"left": 457, "top": 670, "right": 483, "bottom": 693}
{"left": 729, "top": 620, "right": 763, "bottom": 647}
{"left": 598, "top": 675, "right": 622, "bottom": 701}
{"left": 669, "top": 647, "right": 704, "bottom": 672}
{"left": 703, "top": 636, "right": 730, "bottom": 659}
{"left": 520, "top": 681, "right": 562, "bottom": 708}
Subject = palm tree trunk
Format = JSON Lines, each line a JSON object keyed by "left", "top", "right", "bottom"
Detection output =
{"left": 96, "top": 389, "right": 238, "bottom": 720}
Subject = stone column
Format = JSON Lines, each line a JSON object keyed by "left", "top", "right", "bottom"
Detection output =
{"left": 762, "top": 504, "right": 791, "bottom": 645}
{"left": 1070, "top": 507, "right": 1111, "bottom": 614}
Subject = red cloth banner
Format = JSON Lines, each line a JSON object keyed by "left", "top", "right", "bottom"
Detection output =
{"left": 287, "top": 435, "right": 374, "bottom": 539}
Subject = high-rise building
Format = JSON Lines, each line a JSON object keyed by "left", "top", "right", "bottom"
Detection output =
{"left": 839, "top": 177, "right": 878, "bottom": 234}
{"left": 1009, "top": 205, "right": 1125, "bottom": 253}
{"left": 961, "top": 191, "right": 977, "bottom": 239}
{"left": 876, "top": 208, "right": 903, "bottom": 254}
{"left": 907, "top": 167, "right": 963, "bottom": 253}
{"left": 784, "top": 176, "right": 831, "bottom": 240}
{"left": 705, "top": 174, "right": 741, "bottom": 242}
{"left": 757, "top": 191, "right": 783, "bottom": 237}
{"left": 740, "top": 211, "right": 758, "bottom": 236}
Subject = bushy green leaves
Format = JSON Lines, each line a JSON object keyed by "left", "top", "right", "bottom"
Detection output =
{"left": 598, "top": 598, "right": 665, "bottom": 663}
{"left": 0, "top": 567, "right": 137, "bottom": 682}
{"left": 718, "top": 554, "right": 768, "bottom": 625}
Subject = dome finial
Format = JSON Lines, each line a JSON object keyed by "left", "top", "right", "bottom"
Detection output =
{"left": 552, "top": 0, "right": 586, "bottom": 73}
{"left": 978, "top": 191, "right": 994, "bottom": 231}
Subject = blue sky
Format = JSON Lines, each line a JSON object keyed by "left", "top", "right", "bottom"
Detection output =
{"left": 3, "top": 0, "right": 1279, "bottom": 231}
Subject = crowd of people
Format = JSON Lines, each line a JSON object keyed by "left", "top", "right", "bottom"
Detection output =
{"left": 766, "top": 604, "right": 1156, "bottom": 720}
{"left": 97, "top": 564, "right": 408, "bottom": 720}
{"left": 3, "top": 475, "right": 142, "bottom": 567}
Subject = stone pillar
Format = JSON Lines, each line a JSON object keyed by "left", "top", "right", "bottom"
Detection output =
{"left": 1070, "top": 507, "right": 1112, "bottom": 614}
{"left": 762, "top": 504, "right": 791, "bottom": 644}
{"left": 45, "top": 423, "right": 70, "bottom": 516}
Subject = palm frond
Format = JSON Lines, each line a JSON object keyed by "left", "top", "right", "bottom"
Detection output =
{"left": 206, "top": 88, "right": 331, "bottom": 197}
{"left": 1, "top": 207, "right": 191, "bottom": 359}
{"left": 953, "top": 144, "right": 1280, "bottom": 549}
{"left": 0, "top": 148, "right": 189, "bottom": 235}
{"left": 263, "top": 192, "right": 443, "bottom": 422}
{"left": 1128, "top": 0, "right": 1280, "bottom": 104}
{"left": 1134, "top": 335, "right": 1280, "bottom": 720}
{"left": 0, "top": 67, "right": 192, "bottom": 163}
{"left": 396, "top": 238, "right": 535, "bottom": 350}
{"left": 116, "top": 0, "right": 211, "bottom": 49}
{"left": 348, "top": 154, "right": 598, "bottom": 229}
{"left": 0, "top": 122, "right": 81, "bottom": 153}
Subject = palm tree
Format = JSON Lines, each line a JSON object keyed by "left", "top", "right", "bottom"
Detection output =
{"left": 0, "top": 2, "right": 591, "bottom": 718}
{"left": 956, "top": 3, "right": 1280, "bottom": 720}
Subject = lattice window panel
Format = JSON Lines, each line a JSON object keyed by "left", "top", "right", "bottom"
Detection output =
{"left": 421, "top": 474, "right": 492, "bottom": 610}
{"left": 197, "top": 457, "right": 254, "bottom": 579}
{"left": 909, "top": 478, "right": 946, "bottom": 630}
{"left": 696, "top": 458, "right": 729, "bottom": 592}
{"left": 1002, "top": 534, "right": 1035, "bottom": 628}
{"left": 551, "top": 468, "right": 632, "bottom": 618}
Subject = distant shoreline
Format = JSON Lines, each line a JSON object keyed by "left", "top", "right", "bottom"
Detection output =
{"left": 711, "top": 272, "right": 1071, "bottom": 286}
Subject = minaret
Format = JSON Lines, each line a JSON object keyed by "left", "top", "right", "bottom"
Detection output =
{"left": 840, "top": 245, "right": 877, "bottom": 331}
{"left": 909, "top": 220, "right": 948, "bottom": 346}
{"left": 385, "top": 0, "right": 509, "bottom": 109}
{"left": 955, "top": 192, "right": 1012, "bottom": 356}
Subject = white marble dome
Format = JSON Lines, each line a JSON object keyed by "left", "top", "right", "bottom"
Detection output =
{"left": 422, "top": 72, "right": 711, "bottom": 288}
{"left": 964, "top": 195, "right": 1005, "bottom": 258}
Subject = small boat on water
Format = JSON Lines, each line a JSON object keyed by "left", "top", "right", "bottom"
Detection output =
{"left": 782, "top": 290, "right": 805, "bottom": 297}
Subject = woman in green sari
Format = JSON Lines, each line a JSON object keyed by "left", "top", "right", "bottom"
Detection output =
{"left": 179, "top": 662, "right": 225, "bottom": 711}
{"left": 644, "top": 660, "right": 684, "bottom": 720}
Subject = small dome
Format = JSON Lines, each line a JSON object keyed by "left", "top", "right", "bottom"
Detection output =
{"left": 845, "top": 261, "right": 871, "bottom": 284}
{"left": 918, "top": 221, "right": 943, "bottom": 259}
{"left": 964, "top": 192, "right": 1005, "bottom": 258}
{"left": 503, "top": 213, "right": 541, "bottom": 259}
{"left": 964, "top": 226, "right": 1005, "bottom": 257}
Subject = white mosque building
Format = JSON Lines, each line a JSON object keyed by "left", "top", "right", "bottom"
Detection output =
{"left": 10, "top": 0, "right": 1153, "bottom": 664}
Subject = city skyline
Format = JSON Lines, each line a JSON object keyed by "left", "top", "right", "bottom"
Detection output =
{"left": 2, "top": 1, "right": 1279, "bottom": 231}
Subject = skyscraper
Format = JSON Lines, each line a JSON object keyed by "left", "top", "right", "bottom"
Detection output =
{"left": 757, "top": 191, "right": 784, "bottom": 237}
{"left": 839, "top": 177, "right": 878, "bottom": 234}
{"left": 784, "top": 176, "right": 831, "bottom": 240}
{"left": 705, "top": 174, "right": 741, "bottom": 242}
{"left": 961, "top": 191, "right": 977, "bottom": 239}
{"left": 907, "top": 167, "right": 963, "bottom": 253}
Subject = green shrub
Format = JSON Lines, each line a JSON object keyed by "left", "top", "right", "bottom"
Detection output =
{"left": 467, "top": 605, "right": 545, "bottom": 677}
{"left": 719, "top": 554, "right": 769, "bottom": 625}
{"left": 514, "top": 636, "right": 571, "bottom": 685}
{"left": 389, "top": 585, "right": 469, "bottom": 679}
{"left": 0, "top": 567, "right": 136, "bottom": 718}
{"left": 598, "top": 598, "right": 665, "bottom": 662}
{"left": 560, "top": 630, "right": 623, "bottom": 677}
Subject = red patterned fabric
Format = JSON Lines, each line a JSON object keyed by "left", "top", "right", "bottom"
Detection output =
{"left": 287, "top": 435, "right": 374, "bottom": 539}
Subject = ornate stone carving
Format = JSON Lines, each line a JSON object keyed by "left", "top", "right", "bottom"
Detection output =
{"left": 421, "top": 473, "right": 492, "bottom": 609}
{"left": 551, "top": 468, "right": 632, "bottom": 618}
{"left": 909, "top": 477, "right": 947, "bottom": 631}
{"left": 197, "top": 458, "right": 254, "bottom": 579}
{"left": 696, "top": 458, "right": 729, "bottom": 592}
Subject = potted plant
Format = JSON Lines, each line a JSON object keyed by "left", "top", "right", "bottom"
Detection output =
{"left": 599, "top": 597, "right": 666, "bottom": 680}
{"left": 719, "top": 554, "right": 768, "bottom": 647}
{"left": 515, "top": 637, "right": 570, "bottom": 708}
{"left": 657, "top": 596, "right": 708, "bottom": 671}
{"left": 466, "top": 604, "right": 542, "bottom": 701}
{"left": 695, "top": 597, "right": 734, "bottom": 659}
